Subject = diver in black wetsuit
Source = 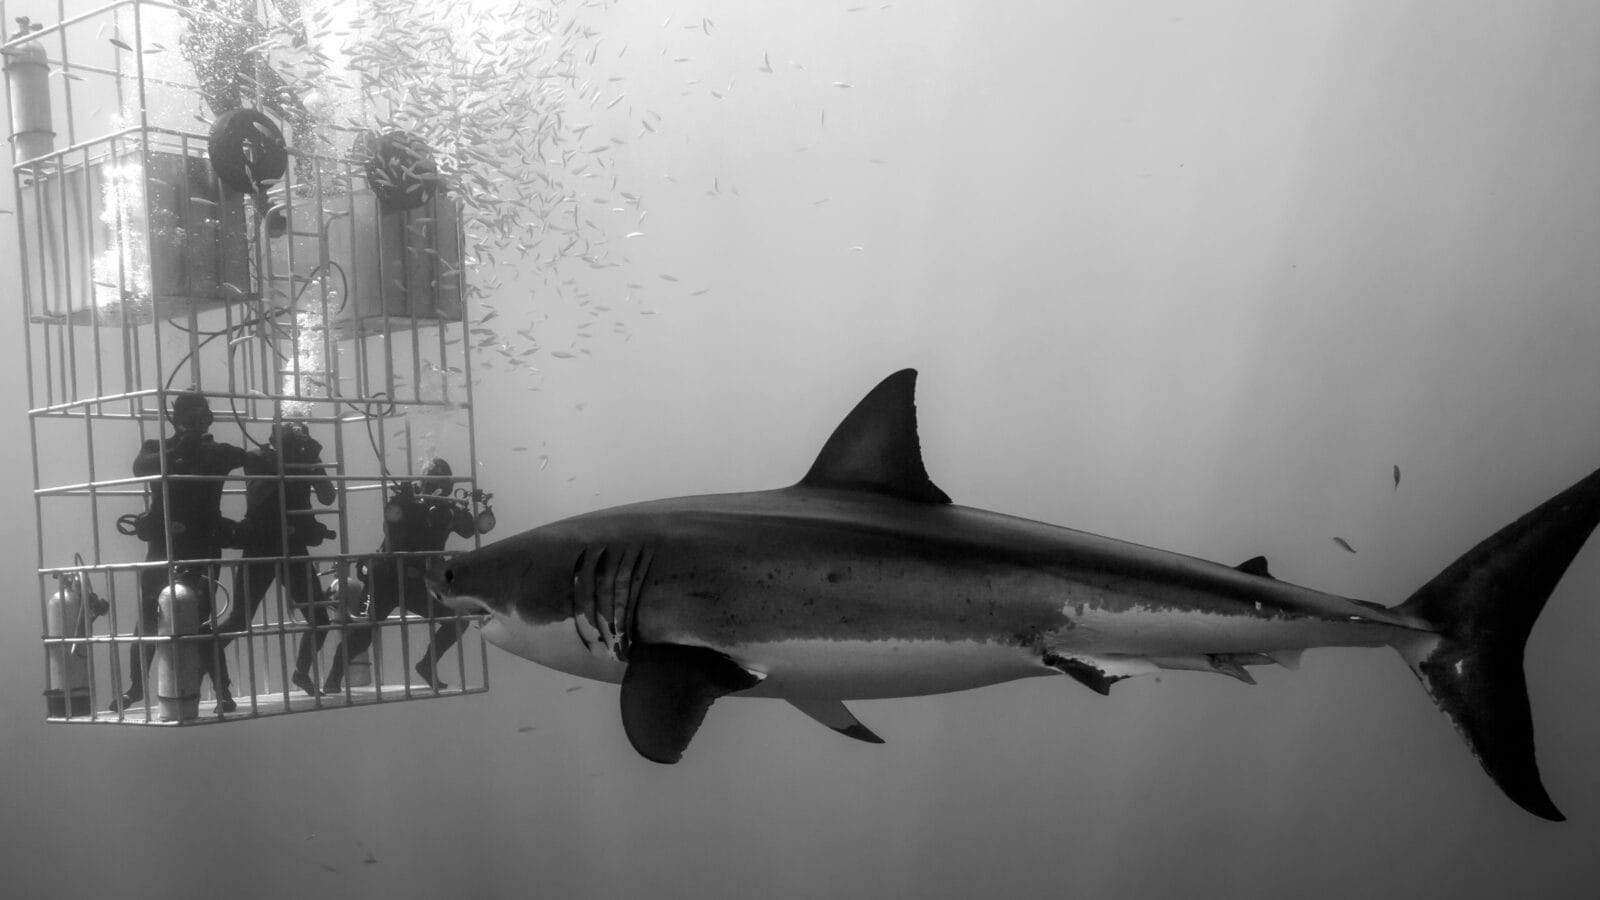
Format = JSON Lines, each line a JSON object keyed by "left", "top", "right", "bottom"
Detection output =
{"left": 204, "top": 420, "right": 337, "bottom": 711}
{"left": 113, "top": 392, "right": 246, "bottom": 711}
{"left": 323, "top": 459, "right": 489, "bottom": 692}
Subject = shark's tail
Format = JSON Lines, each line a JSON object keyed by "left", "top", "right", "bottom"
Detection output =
{"left": 1394, "top": 466, "right": 1600, "bottom": 821}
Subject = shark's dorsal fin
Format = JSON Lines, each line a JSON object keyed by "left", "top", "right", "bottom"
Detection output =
{"left": 798, "top": 369, "right": 952, "bottom": 504}
{"left": 620, "top": 644, "right": 762, "bottom": 764}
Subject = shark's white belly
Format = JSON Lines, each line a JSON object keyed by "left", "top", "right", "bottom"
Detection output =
{"left": 483, "top": 613, "right": 1047, "bottom": 699}
{"left": 722, "top": 638, "right": 1048, "bottom": 700}
{"left": 480, "top": 615, "right": 628, "bottom": 684}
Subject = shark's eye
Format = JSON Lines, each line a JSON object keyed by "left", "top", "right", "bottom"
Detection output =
{"left": 444, "top": 568, "right": 455, "bottom": 584}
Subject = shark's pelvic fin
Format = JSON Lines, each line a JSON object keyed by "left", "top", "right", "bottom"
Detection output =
{"left": 798, "top": 368, "right": 952, "bottom": 504}
{"left": 785, "top": 698, "right": 885, "bottom": 744}
{"left": 620, "top": 644, "right": 763, "bottom": 764}
{"left": 1235, "top": 556, "right": 1274, "bottom": 578}
{"left": 1043, "top": 652, "right": 1159, "bottom": 695}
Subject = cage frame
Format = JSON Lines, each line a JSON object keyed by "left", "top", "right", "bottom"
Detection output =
{"left": 6, "top": 0, "right": 496, "bottom": 726}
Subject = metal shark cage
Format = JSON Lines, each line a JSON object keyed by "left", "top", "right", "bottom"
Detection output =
{"left": 4, "top": 0, "right": 492, "bottom": 725}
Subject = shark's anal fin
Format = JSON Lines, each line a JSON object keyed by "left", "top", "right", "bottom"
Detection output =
{"left": 1235, "top": 556, "right": 1274, "bottom": 578}
{"left": 620, "top": 644, "right": 763, "bottom": 764}
{"left": 1206, "top": 654, "right": 1258, "bottom": 685}
{"left": 785, "top": 698, "right": 885, "bottom": 744}
{"left": 798, "top": 369, "right": 952, "bottom": 504}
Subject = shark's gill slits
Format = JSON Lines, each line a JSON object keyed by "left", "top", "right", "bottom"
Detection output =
{"left": 594, "top": 545, "right": 620, "bottom": 649}
{"left": 569, "top": 544, "right": 653, "bottom": 662}
{"left": 623, "top": 546, "right": 653, "bottom": 660}
{"left": 612, "top": 544, "right": 642, "bottom": 658}
{"left": 570, "top": 547, "right": 600, "bottom": 652}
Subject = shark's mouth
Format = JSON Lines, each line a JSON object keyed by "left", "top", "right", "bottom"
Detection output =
{"left": 436, "top": 589, "right": 492, "bottom": 616}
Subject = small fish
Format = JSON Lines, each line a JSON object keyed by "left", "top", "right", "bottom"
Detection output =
{"left": 512, "top": 446, "right": 528, "bottom": 452}
{"left": 109, "top": 37, "right": 134, "bottom": 51}
{"left": 760, "top": 52, "right": 773, "bottom": 73}
{"left": 319, "top": 863, "right": 338, "bottom": 874}
{"left": 1333, "top": 537, "right": 1357, "bottom": 554}
{"left": 565, "top": 685, "right": 583, "bottom": 693}
{"left": 517, "top": 725, "right": 537, "bottom": 733}
{"left": 1393, "top": 465, "right": 1401, "bottom": 491}
{"left": 832, "top": 81, "right": 852, "bottom": 89}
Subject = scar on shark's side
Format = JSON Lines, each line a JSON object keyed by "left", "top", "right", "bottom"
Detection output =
{"left": 436, "top": 369, "right": 1600, "bottom": 821}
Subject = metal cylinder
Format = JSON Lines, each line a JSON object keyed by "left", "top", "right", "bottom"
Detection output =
{"left": 154, "top": 582, "right": 200, "bottom": 721}
{"left": 347, "top": 652, "right": 372, "bottom": 688}
{"left": 326, "top": 575, "right": 365, "bottom": 624}
{"left": 43, "top": 578, "right": 90, "bottom": 716}
{"left": 4, "top": 19, "right": 56, "bottom": 165}
{"left": 327, "top": 574, "right": 371, "bottom": 686}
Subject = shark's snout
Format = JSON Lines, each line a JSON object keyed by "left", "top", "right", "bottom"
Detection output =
{"left": 428, "top": 563, "right": 488, "bottom": 614}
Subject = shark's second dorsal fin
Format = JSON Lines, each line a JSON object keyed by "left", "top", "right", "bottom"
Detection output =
{"left": 1236, "top": 556, "right": 1274, "bottom": 578}
{"left": 798, "top": 369, "right": 952, "bottom": 504}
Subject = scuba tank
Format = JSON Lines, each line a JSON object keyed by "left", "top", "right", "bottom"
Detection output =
{"left": 154, "top": 581, "right": 201, "bottom": 721}
{"left": 326, "top": 572, "right": 371, "bottom": 687}
{"left": 43, "top": 564, "right": 106, "bottom": 717}
{"left": 4, "top": 17, "right": 55, "bottom": 165}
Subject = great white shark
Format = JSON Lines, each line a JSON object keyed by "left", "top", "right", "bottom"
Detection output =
{"left": 434, "top": 369, "right": 1599, "bottom": 820}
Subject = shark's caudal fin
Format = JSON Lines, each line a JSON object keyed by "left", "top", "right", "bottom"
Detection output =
{"left": 1396, "top": 466, "right": 1600, "bottom": 821}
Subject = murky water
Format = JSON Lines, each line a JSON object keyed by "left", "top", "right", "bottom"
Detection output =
{"left": 3, "top": 2, "right": 1599, "bottom": 897}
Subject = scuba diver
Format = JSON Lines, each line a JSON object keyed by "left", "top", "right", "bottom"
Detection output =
{"left": 203, "top": 420, "right": 337, "bottom": 712}
{"left": 114, "top": 392, "right": 246, "bottom": 711}
{"left": 323, "top": 458, "right": 492, "bottom": 693}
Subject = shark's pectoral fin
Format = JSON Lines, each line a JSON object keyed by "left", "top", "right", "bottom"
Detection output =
{"left": 785, "top": 698, "right": 885, "bottom": 744}
{"left": 1043, "top": 652, "right": 1159, "bottom": 695}
{"left": 620, "top": 644, "right": 763, "bottom": 764}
